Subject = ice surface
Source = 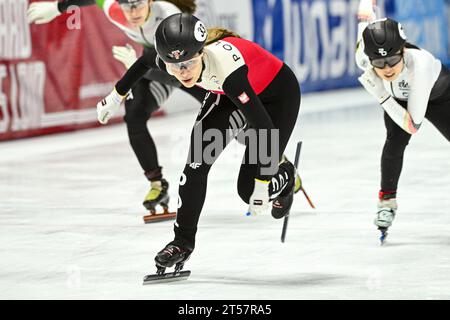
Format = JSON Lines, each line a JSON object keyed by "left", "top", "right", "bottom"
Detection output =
{"left": 1, "top": 89, "right": 449, "bottom": 299}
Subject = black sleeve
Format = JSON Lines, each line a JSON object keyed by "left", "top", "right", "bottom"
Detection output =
{"left": 223, "top": 65, "right": 277, "bottom": 180}
{"left": 57, "top": 0, "right": 96, "bottom": 12}
{"left": 223, "top": 65, "right": 275, "bottom": 130}
{"left": 115, "top": 47, "right": 178, "bottom": 95}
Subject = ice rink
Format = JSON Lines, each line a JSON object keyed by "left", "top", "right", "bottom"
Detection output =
{"left": 1, "top": 88, "right": 449, "bottom": 300}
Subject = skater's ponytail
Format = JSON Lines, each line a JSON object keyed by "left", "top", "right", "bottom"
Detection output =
{"left": 205, "top": 28, "right": 241, "bottom": 45}
{"left": 405, "top": 42, "right": 420, "bottom": 50}
{"left": 159, "top": 0, "right": 196, "bottom": 14}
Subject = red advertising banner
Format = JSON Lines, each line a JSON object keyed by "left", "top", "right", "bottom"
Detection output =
{"left": 0, "top": 0, "right": 143, "bottom": 141}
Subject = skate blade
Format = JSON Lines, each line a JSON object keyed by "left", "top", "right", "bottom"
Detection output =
{"left": 380, "top": 234, "right": 388, "bottom": 245}
{"left": 379, "top": 228, "right": 388, "bottom": 245}
{"left": 143, "top": 212, "right": 176, "bottom": 224}
{"left": 143, "top": 270, "right": 191, "bottom": 284}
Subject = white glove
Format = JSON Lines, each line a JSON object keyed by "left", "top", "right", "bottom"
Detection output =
{"left": 355, "top": 40, "right": 370, "bottom": 70}
{"left": 358, "top": 68, "right": 391, "bottom": 103}
{"left": 357, "top": 0, "right": 376, "bottom": 22}
{"left": 112, "top": 44, "right": 138, "bottom": 69}
{"left": 27, "top": 1, "right": 61, "bottom": 24}
{"left": 247, "top": 179, "right": 270, "bottom": 216}
{"left": 96, "top": 88, "right": 125, "bottom": 124}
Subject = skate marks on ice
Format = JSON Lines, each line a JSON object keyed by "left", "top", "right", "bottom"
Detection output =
{"left": 185, "top": 272, "right": 347, "bottom": 288}
{"left": 142, "top": 224, "right": 450, "bottom": 299}
{"left": 1, "top": 103, "right": 450, "bottom": 299}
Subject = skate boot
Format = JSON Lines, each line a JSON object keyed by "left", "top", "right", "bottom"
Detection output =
{"left": 375, "top": 191, "right": 397, "bottom": 244}
{"left": 142, "top": 177, "right": 176, "bottom": 223}
{"left": 155, "top": 243, "right": 192, "bottom": 273}
{"left": 375, "top": 200, "right": 397, "bottom": 228}
{"left": 271, "top": 160, "right": 296, "bottom": 219}
{"left": 294, "top": 171, "right": 302, "bottom": 194}
{"left": 281, "top": 155, "right": 315, "bottom": 209}
{"left": 281, "top": 155, "right": 302, "bottom": 194}
{"left": 143, "top": 243, "right": 192, "bottom": 284}
{"left": 143, "top": 179, "right": 170, "bottom": 212}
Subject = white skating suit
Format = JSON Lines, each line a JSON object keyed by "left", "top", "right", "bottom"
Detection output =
{"left": 99, "top": 0, "right": 180, "bottom": 47}
{"left": 356, "top": 22, "right": 445, "bottom": 134}
{"left": 356, "top": 21, "right": 450, "bottom": 193}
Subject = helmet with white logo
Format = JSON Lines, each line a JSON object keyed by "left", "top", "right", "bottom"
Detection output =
{"left": 363, "top": 18, "right": 407, "bottom": 60}
{"left": 155, "top": 13, "right": 208, "bottom": 63}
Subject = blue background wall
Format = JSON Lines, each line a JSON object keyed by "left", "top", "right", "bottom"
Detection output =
{"left": 251, "top": 0, "right": 449, "bottom": 93}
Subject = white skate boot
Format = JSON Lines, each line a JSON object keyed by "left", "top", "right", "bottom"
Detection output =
{"left": 375, "top": 198, "right": 397, "bottom": 244}
{"left": 375, "top": 199, "right": 397, "bottom": 228}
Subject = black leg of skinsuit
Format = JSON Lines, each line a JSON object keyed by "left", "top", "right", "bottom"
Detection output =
{"left": 381, "top": 95, "right": 450, "bottom": 192}
{"left": 426, "top": 65, "right": 450, "bottom": 141}
{"left": 124, "top": 78, "right": 162, "bottom": 174}
{"left": 173, "top": 66, "right": 301, "bottom": 250}
{"left": 425, "top": 102, "right": 450, "bottom": 141}
{"left": 173, "top": 92, "right": 238, "bottom": 249}
{"left": 380, "top": 107, "right": 412, "bottom": 192}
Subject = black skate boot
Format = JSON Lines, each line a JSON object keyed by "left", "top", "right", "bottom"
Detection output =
{"left": 271, "top": 161, "right": 296, "bottom": 219}
{"left": 143, "top": 243, "right": 192, "bottom": 284}
{"left": 155, "top": 243, "right": 192, "bottom": 273}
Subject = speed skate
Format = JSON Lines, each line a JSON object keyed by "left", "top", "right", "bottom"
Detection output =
{"left": 143, "top": 244, "right": 192, "bottom": 284}
{"left": 142, "top": 182, "right": 176, "bottom": 223}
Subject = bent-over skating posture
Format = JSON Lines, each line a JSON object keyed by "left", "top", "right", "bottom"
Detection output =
{"left": 28, "top": 0, "right": 206, "bottom": 217}
{"left": 356, "top": 1, "right": 450, "bottom": 242}
{"left": 96, "top": 13, "right": 306, "bottom": 278}
{"left": 146, "top": 13, "right": 303, "bottom": 274}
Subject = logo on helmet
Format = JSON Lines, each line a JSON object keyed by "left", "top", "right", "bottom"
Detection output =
{"left": 378, "top": 48, "right": 388, "bottom": 56}
{"left": 169, "top": 50, "right": 185, "bottom": 60}
{"left": 194, "top": 21, "right": 207, "bottom": 42}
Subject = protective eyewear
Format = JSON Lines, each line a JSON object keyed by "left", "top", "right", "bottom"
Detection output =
{"left": 370, "top": 54, "right": 403, "bottom": 69}
{"left": 166, "top": 56, "right": 202, "bottom": 73}
{"left": 119, "top": 0, "right": 148, "bottom": 11}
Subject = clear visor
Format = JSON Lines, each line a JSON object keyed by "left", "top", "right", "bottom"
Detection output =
{"left": 166, "top": 56, "right": 202, "bottom": 73}
{"left": 370, "top": 54, "right": 403, "bottom": 69}
{"left": 119, "top": 0, "right": 148, "bottom": 11}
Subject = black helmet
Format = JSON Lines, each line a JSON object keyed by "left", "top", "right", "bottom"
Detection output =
{"left": 155, "top": 13, "right": 207, "bottom": 63}
{"left": 363, "top": 18, "right": 407, "bottom": 60}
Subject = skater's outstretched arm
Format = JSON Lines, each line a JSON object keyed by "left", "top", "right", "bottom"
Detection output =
{"left": 355, "top": 0, "right": 378, "bottom": 71}
{"left": 97, "top": 47, "right": 180, "bottom": 124}
{"left": 115, "top": 49, "right": 179, "bottom": 95}
{"left": 28, "top": 0, "right": 96, "bottom": 24}
{"left": 57, "top": 0, "right": 97, "bottom": 11}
